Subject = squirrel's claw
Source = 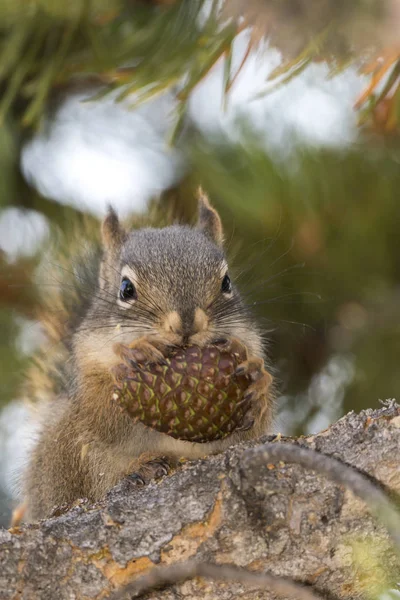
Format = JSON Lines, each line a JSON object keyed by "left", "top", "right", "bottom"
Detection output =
{"left": 144, "top": 457, "right": 171, "bottom": 478}
{"left": 236, "top": 416, "right": 255, "bottom": 432}
{"left": 212, "top": 336, "right": 248, "bottom": 362}
{"left": 127, "top": 456, "right": 173, "bottom": 487}
{"left": 127, "top": 473, "right": 146, "bottom": 487}
{"left": 110, "top": 362, "right": 130, "bottom": 385}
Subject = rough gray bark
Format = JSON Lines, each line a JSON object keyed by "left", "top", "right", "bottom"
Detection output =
{"left": 1, "top": 403, "right": 400, "bottom": 600}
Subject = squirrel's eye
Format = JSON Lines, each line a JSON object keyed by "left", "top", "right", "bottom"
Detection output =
{"left": 221, "top": 274, "right": 232, "bottom": 294}
{"left": 119, "top": 277, "right": 137, "bottom": 301}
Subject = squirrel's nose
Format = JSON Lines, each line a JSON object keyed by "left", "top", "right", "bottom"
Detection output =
{"left": 163, "top": 308, "right": 208, "bottom": 339}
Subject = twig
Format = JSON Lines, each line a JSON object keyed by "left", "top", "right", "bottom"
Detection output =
{"left": 241, "top": 442, "right": 400, "bottom": 551}
{"left": 108, "top": 559, "right": 329, "bottom": 600}
{"left": 225, "top": 37, "right": 254, "bottom": 94}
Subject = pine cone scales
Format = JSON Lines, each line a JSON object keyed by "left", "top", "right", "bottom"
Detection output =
{"left": 113, "top": 345, "right": 252, "bottom": 443}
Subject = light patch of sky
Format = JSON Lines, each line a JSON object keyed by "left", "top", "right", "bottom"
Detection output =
{"left": 21, "top": 89, "right": 184, "bottom": 217}
{"left": 0, "top": 401, "right": 38, "bottom": 501}
{"left": 0, "top": 207, "right": 49, "bottom": 261}
{"left": 188, "top": 31, "right": 365, "bottom": 152}
{"left": 275, "top": 354, "right": 356, "bottom": 436}
{"left": 21, "top": 30, "right": 367, "bottom": 220}
{"left": 15, "top": 317, "right": 46, "bottom": 356}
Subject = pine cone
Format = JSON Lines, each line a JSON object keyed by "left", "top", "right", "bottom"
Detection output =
{"left": 112, "top": 345, "right": 252, "bottom": 443}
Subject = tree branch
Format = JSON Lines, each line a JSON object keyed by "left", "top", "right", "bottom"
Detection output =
{"left": 1, "top": 403, "right": 400, "bottom": 600}
{"left": 241, "top": 442, "right": 400, "bottom": 551}
{"left": 110, "top": 560, "right": 330, "bottom": 600}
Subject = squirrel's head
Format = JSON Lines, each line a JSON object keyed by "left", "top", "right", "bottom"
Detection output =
{"left": 75, "top": 189, "right": 262, "bottom": 372}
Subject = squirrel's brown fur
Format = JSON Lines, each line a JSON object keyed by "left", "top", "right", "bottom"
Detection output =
{"left": 21, "top": 191, "right": 274, "bottom": 522}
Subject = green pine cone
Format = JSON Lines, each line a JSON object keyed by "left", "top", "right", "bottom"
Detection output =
{"left": 112, "top": 345, "right": 252, "bottom": 443}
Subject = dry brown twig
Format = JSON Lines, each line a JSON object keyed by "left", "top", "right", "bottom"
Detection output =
{"left": 109, "top": 560, "right": 329, "bottom": 600}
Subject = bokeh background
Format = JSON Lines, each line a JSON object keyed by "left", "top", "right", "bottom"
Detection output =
{"left": 0, "top": 0, "right": 400, "bottom": 527}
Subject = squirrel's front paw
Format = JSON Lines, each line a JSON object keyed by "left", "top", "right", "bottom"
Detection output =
{"left": 213, "top": 337, "right": 273, "bottom": 432}
{"left": 113, "top": 337, "right": 170, "bottom": 367}
{"left": 236, "top": 355, "right": 273, "bottom": 430}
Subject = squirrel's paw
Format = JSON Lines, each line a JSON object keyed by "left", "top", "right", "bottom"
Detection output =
{"left": 213, "top": 337, "right": 273, "bottom": 431}
{"left": 236, "top": 355, "right": 273, "bottom": 431}
{"left": 113, "top": 337, "right": 169, "bottom": 367}
{"left": 126, "top": 456, "right": 173, "bottom": 487}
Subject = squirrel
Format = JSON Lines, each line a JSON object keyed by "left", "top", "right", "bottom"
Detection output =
{"left": 19, "top": 189, "right": 274, "bottom": 523}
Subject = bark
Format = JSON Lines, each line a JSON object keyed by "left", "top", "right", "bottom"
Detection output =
{"left": 1, "top": 402, "right": 400, "bottom": 600}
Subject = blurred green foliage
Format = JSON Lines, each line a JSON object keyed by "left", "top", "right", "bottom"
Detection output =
{"left": 0, "top": 0, "right": 232, "bottom": 129}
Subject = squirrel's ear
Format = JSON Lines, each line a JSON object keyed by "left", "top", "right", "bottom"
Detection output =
{"left": 101, "top": 206, "right": 126, "bottom": 252}
{"left": 197, "top": 187, "right": 224, "bottom": 247}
